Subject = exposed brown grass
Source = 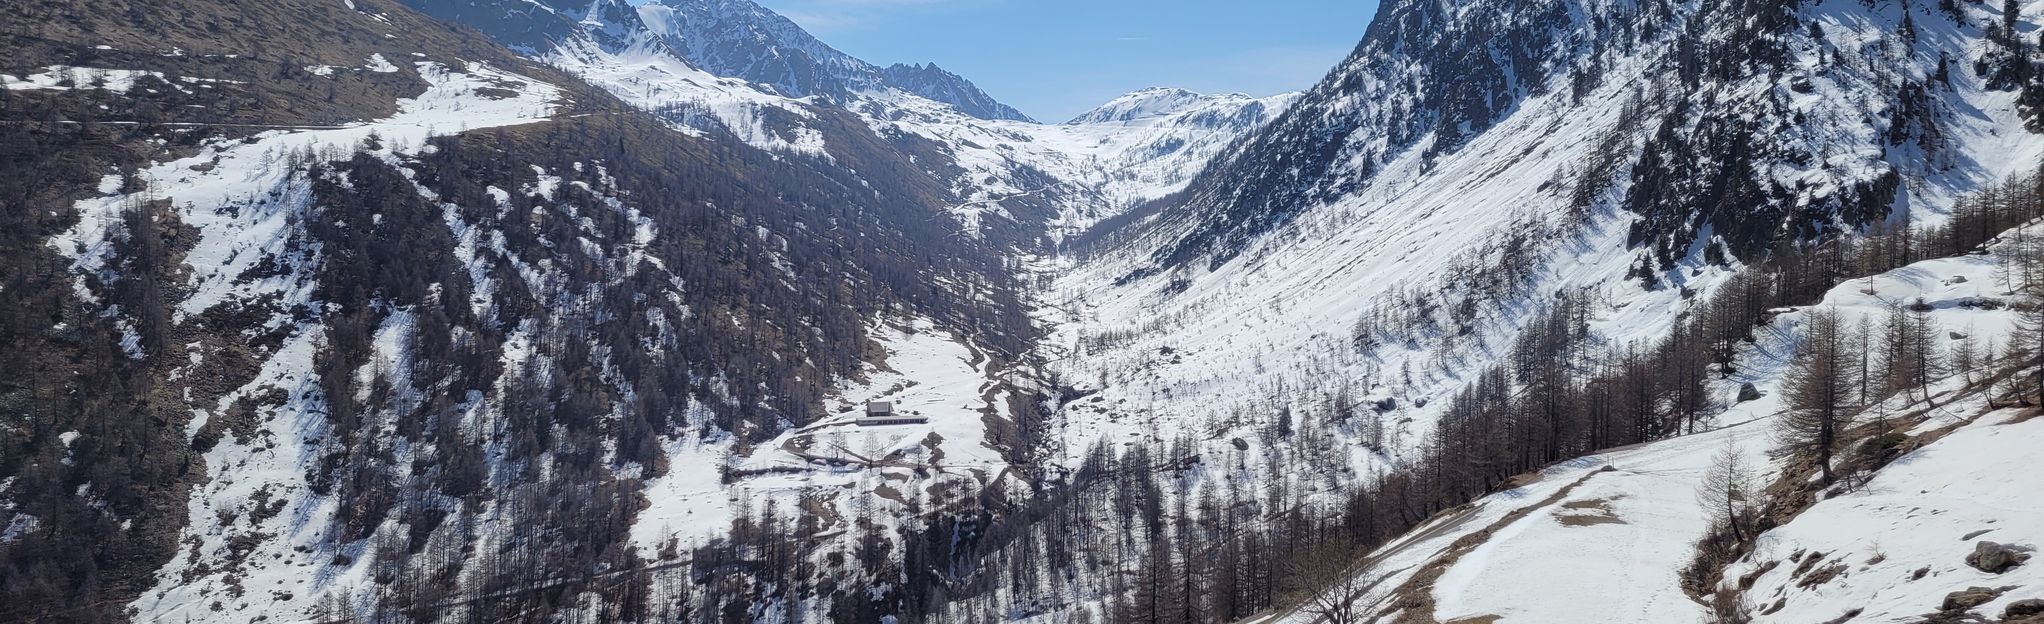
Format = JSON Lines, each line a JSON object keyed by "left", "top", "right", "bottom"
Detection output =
{"left": 1555, "top": 497, "right": 1628, "bottom": 527}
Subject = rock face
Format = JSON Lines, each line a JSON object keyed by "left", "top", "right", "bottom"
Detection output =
{"left": 1967, "top": 541, "right": 2033, "bottom": 574}
{"left": 1115, "top": 0, "right": 1980, "bottom": 279}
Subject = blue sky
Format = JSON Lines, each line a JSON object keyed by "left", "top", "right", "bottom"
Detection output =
{"left": 746, "top": 0, "right": 1380, "bottom": 122}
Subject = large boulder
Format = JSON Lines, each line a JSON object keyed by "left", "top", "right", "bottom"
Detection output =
{"left": 1737, "top": 383, "right": 1763, "bottom": 403}
{"left": 2007, "top": 599, "right": 2044, "bottom": 619}
{"left": 1967, "top": 541, "right": 2032, "bottom": 574}
{"left": 1943, "top": 586, "right": 2002, "bottom": 611}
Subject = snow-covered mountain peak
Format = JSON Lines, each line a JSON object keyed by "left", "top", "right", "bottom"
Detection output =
{"left": 635, "top": 0, "right": 1030, "bottom": 120}
{"left": 880, "top": 61, "right": 1033, "bottom": 122}
{"left": 1066, "top": 86, "right": 1263, "bottom": 125}
{"left": 637, "top": 0, "right": 870, "bottom": 97}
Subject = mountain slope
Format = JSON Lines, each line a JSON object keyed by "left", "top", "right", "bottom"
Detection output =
{"left": 918, "top": 0, "right": 2044, "bottom": 620}
{"left": 1066, "top": 87, "right": 1263, "bottom": 125}
{"left": 1282, "top": 218, "right": 2044, "bottom": 624}
{"left": 842, "top": 86, "right": 1300, "bottom": 238}
{"left": 22, "top": 0, "right": 2044, "bottom": 620}
{"left": 635, "top": 0, "right": 1033, "bottom": 121}
{"left": 0, "top": 0, "right": 1042, "bottom": 620}
{"left": 1102, "top": 0, "right": 2044, "bottom": 273}
{"left": 419, "top": 0, "right": 1295, "bottom": 243}
{"left": 881, "top": 62, "right": 1032, "bottom": 122}
{"left": 1051, "top": 0, "right": 2044, "bottom": 482}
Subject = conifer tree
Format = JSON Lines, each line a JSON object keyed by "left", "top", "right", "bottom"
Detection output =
{"left": 1779, "top": 308, "right": 1858, "bottom": 484}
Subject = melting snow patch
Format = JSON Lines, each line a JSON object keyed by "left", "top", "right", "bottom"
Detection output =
{"left": 1725, "top": 412, "right": 2044, "bottom": 623}
{"left": 2, "top": 66, "right": 165, "bottom": 92}
{"left": 363, "top": 53, "right": 400, "bottom": 73}
{"left": 1, "top": 514, "right": 38, "bottom": 543}
{"left": 58, "top": 431, "right": 83, "bottom": 466}
{"left": 115, "top": 317, "right": 144, "bottom": 359}
{"left": 526, "top": 165, "right": 561, "bottom": 200}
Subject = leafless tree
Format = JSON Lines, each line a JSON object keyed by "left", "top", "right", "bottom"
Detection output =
{"left": 1290, "top": 537, "right": 1368, "bottom": 624}
{"left": 1695, "top": 438, "right": 1758, "bottom": 542}
{"left": 1778, "top": 307, "right": 1858, "bottom": 485}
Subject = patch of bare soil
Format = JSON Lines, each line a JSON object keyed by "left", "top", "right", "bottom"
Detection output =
{"left": 872, "top": 484, "right": 907, "bottom": 505}
{"left": 1555, "top": 497, "right": 1627, "bottom": 527}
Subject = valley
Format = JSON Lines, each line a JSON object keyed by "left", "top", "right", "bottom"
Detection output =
{"left": 5, "top": 0, "right": 2044, "bottom": 622}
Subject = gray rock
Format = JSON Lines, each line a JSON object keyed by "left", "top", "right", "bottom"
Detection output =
{"left": 1737, "top": 383, "right": 1763, "bottom": 403}
{"left": 2008, "top": 599, "right": 2044, "bottom": 618}
{"left": 1943, "top": 586, "right": 2001, "bottom": 611}
{"left": 1966, "top": 541, "right": 2032, "bottom": 574}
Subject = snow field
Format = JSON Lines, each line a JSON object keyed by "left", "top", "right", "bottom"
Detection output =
{"left": 1726, "top": 407, "right": 2044, "bottom": 623}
